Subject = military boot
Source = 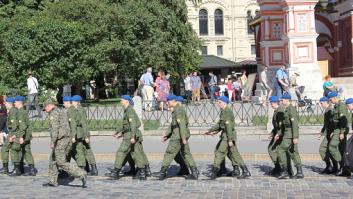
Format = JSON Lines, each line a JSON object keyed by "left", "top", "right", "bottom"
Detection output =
{"left": 90, "top": 164, "right": 98, "bottom": 176}
{"left": 19, "top": 162, "right": 25, "bottom": 174}
{"left": 210, "top": 167, "right": 220, "bottom": 180}
{"left": 270, "top": 163, "right": 281, "bottom": 176}
{"left": 237, "top": 165, "right": 251, "bottom": 179}
{"left": 81, "top": 173, "right": 87, "bottom": 188}
{"left": 23, "top": 165, "right": 36, "bottom": 176}
{"left": 217, "top": 160, "right": 228, "bottom": 176}
{"left": 0, "top": 163, "right": 9, "bottom": 174}
{"left": 335, "top": 162, "right": 350, "bottom": 176}
{"left": 185, "top": 167, "right": 199, "bottom": 180}
{"left": 145, "top": 165, "right": 152, "bottom": 177}
{"left": 331, "top": 160, "right": 339, "bottom": 174}
{"left": 291, "top": 166, "right": 304, "bottom": 179}
{"left": 177, "top": 164, "right": 189, "bottom": 176}
{"left": 104, "top": 168, "right": 121, "bottom": 179}
{"left": 133, "top": 168, "right": 147, "bottom": 180}
{"left": 229, "top": 165, "right": 240, "bottom": 177}
{"left": 320, "top": 158, "right": 333, "bottom": 174}
{"left": 154, "top": 166, "right": 168, "bottom": 180}
{"left": 8, "top": 165, "right": 21, "bottom": 177}
{"left": 278, "top": 166, "right": 289, "bottom": 179}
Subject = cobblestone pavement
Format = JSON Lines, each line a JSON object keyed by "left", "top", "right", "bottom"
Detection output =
{"left": 1, "top": 160, "right": 353, "bottom": 199}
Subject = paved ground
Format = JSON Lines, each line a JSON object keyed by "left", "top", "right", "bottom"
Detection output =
{"left": 1, "top": 160, "right": 353, "bottom": 199}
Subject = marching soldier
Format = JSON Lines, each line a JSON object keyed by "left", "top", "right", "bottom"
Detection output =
{"left": 42, "top": 101, "right": 87, "bottom": 187}
{"left": 0, "top": 97, "right": 18, "bottom": 174}
{"left": 155, "top": 95, "right": 199, "bottom": 180}
{"left": 105, "top": 95, "right": 146, "bottom": 180}
{"left": 345, "top": 98, "right": 353, "bottom": 178}
{"left": 328, "top": 92, "right": 350, "bottom": 176}
{"left": 276, "top": 93, "right": 303, "bottom": 179}
{"left": 15, "top": 96, "right": 36, "bottom": 176}
{"left": 318, "top": 97, "right": 335, "bottom": 174}
{"left": 205, "top": 96, "right": 251, "bottom": 179}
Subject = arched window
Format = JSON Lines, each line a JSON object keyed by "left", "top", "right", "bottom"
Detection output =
{"left": 199, "top": 9, "right": 208, "bottom": 35}
{"left": 214, "top": 9, "right": 224, "bottom": 35}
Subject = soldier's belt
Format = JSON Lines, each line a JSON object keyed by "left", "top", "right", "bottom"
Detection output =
{"left": 171, "top": 125, "right": 178, "bottom": 129}
{"left": 77, "top": 125, "right": 83, "bottom": 127}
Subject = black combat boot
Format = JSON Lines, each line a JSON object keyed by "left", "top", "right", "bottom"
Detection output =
{"left": 177, "top": 164, "right": 190, "bottom": 176}
{"left": 185, "top": 167, "right": 199, "bottom": 180}
{"left": 23, "top": 165, "right": 36, "bottom": 176}
{"left": 8, "top": 165, "right": 21, "bottom": 177}
{"left": 210, "top": 167, "right": 220, "bottom": 180}
{"left": 134, "top": 168, "right": 147, "bottom": 180}
{"left": 145, "top": 165, "right": 152, "bottom": 177}
{"left": 217, "top": 160, "right": 228, "bottom": 176}
{"left": 42, "top": 182, "right": 58, "bottom": 187}
{"left": 320, "top": 158, "right": 333, "bottom": 174}
{"left": 229, "top": 165, "right": 240, "bottom": 177}
{"left": 20, "top": 162, "right": 25, "bottom": 174}
{"left": 0, "top": 163, "right": 9, "bottom": 174}
{"left": 124, "top": 166, "right": 137, "bottom": 176}
{"left": 278, "top": 166, "right": 289, "bottom": 179}
{"left": 270, "top": 163, "right": 281, "bottom": 176}
{"left": 331, "top": 160, "right": 339, "bottom": 174}
{"left": 154, "top": 166, "right": 168, "bottom": 180}
{"left": 81, "top": 173, "right": 87, "bottom": 188}
{"left": 291, "top": 166, "right": 304, "bottom": 179}
{"left": 90, "top": 164, "right": 98, "bottom": 176}
{"left": 237, "top": 165, "right": 251, "bottom": 179}
{"left": 336, "top": 163, "right": 351, "bottom": 177}
{"left": 104, "top": 168, "right": 121, "bottom": 179}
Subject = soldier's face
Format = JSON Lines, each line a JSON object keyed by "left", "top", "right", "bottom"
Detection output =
{"left": 320, "top": 102, "right": 328, "bottom": 108}
{"left": 330, "top": 98, "right": 337, "bottom": 104}
{"left": 270, "top": 102, "right": 278, "bottom": 109}
{"left": 348, "top": 104, "right": 353, "bottom": 110}
{"left": 72, "top": 101, "right": 79, "bottom": 107}
{"left": 14, "top": 101, "right": 23, "bottom": 108}
{"left": 120, "top": 99, "right": 129, "bottom": 107}
{"left": 281, "top": 100, "right": 290, "bottom": 106}
{"left": 44, "top": 104, "right": 53, "bottom": 113}
{"left": 63, "top": 102, "right": 71, "bottom": 108}
{"left": 168, "top": 100, "right": 177, "bottom": 107}
{"left": 4, "top": 102, "right": 12, "bottom": 110}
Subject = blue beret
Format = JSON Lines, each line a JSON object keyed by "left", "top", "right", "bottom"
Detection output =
{"left": 319, "top": 97, "right": 329, "bottom": 102}
{"left": 327, "top": 92, "right": 338, "bottom": 99}
{"left": 346, "top": 98, "right": 353, "bottom": 105}
{"left": 15, "top": 95, "right": 25, "bottom": 102}
{"left": 121, "top": 95, "right": 134, "bottom": 106}
{"left": 218, "top": 96, "right": 229, "bottom": 104}
{"left": 6, "top": 97, "right": 15, "bottom": 103}
{"left": 281, "top": 93, "right": 291, "bottom": 100}
{"left": 269, "top": 96, "right": 279, "bottom": 103}
{"left": 167, "top": 94, "right": 177, "bottom": 101}
{"left": 176, "top": 96, "right": 185, "bottom": 102}
{"left": 63, "top": 96, "right": 72, "bottom": 102}
{"left": 71, "top": 95, "right": 82, "bottom": 102}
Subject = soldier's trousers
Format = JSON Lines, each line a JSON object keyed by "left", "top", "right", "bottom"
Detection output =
{"left": 9, "top": 142, "right": 22, "bottom": 165}
{"left": 114, "top": 140, "right": 144, "bottom": 169}
{"left": 213, "top": 140, "right": 245, "bottom": 168}
{"left": 180, "top": 143, "right": 196, "bottom": 168}
{"left": 268, "top": 137, "right": 281, "bottom": 164}
{"left": 1, "top": 138, "right": 11, "bottom": 163}
{"left": 122, "top": 142, "right": 149, "bottom": 168}
{"left": 49, "top": 139, "right": 86, "bottom": 185}
{"left": 319, "top": 135, "right": 331, "bottom": 161}
{"left": 72, "top": 141, "right": 86, "bottom": 167}
{"left": 278, "top": 138, "right": 302, "bottom": 167}
{"left": 20, "top": 142, "right": 34, "bottom": 165}
{"left": 161, "top": 140, "right": 196, "bottom": 168}
{"left": 329, "top": 132, "right": 342, "bottom": 162}
{"left": 83, "top": 142, "right": 96, "bottom": 165}
{"left": 338, "top": 135, "right": 347, "bottom": 164}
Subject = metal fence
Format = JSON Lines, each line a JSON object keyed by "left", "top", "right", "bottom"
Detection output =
{"left": 26, "top": 99, "right": 335, "bottom": 132}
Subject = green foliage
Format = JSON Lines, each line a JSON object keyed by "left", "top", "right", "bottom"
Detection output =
{"left": 0, "top": 0, "right": 201, "bottom": 93}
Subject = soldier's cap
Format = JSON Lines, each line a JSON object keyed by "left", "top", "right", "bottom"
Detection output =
{"left": 121, "top": 95, "right": 134, "bottom": 106}
{"left": 327, "top": 92, "right": 338, "bottom": 99}
{"left": 43, "top": 100, "right": 55, "bottom": 110}
{"left": 269, "top": 96, "right": 279, "bottom": 103}
{"left": 218, "top": 96, "right": 229, "bottom": 104}
{"left": 176, "top": 96, "right": 185, "bottom": 102}
{"left": 6, "top": 97, "right": 15, "bottom": 103}
{"left": 63, "top": 96, "right": 72, "bottom": 102}
{"left": 346, "top": 98, "right": 353, "bottom": 105}
{"left": 167, "top": 94, "right": 177, "bottom": 101}
{"left": 281, "top": 93, "right": 291, "bottom": 100}
{"left": 71, "top": 95, "right": 82, "bottom": 102}
{"left": 15, "top": 95, "right": 25, "bottom": 102}
{"left": 319, "top": 97, "right": 329, "bottom": 102}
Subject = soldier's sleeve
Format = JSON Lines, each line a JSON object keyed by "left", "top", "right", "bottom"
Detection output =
{"left": 17, "top": 111, "right": 28, "bottom": 138}
{"left": 224, "top": 118, "right": 235, "bottom": 142}
{"left": 289, "top": 108, "right": 299, "bottom": 139}
{"left": 80, "top": 109, "right": 89, "bottom": 139}
{"left": 321, "top": 112, "right": 326, "bottom": 135}
{"left": 176, "top": 111, "right": 188, "bottom": 140}
{"left": 165, "top": 125, "right": 172, "bottom": 138}
{"left": 338, "top": 105, "right": 348, "bottom": 135}
{"left": 68, "top": 111, "right": 77, "bottom": 138}
{"left": 127, "top": 110, "right": 138, "bottom": 140}
{"left": 207, "top": 119, "right": 221, "bottom": 133}
{"left": 276, "top": 112, "right": 285, "bottom": 137}
{"left": 7, "top": 110, "right": 18, "bottom": 136}
{"left": 50, "top": 111, "right": 60, "bottom": 145}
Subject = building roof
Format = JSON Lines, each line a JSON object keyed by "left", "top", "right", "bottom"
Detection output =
{"left": 200, "top": 55, "right": 242, "bottom": 69}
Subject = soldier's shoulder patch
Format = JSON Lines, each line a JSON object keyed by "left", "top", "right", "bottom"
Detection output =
{"left": 50, "top": 117, "right": 54, "bottom": 120}
{"left": 68, "top": 118, "right": 71, "bottom": 122}
{"left": 10, "top": 120, "right": 14, "bottom": 123}
{"left": 177, "top": 118, "right": 181, "bottom": 122}
{"left": 18, "top": 120, "right": 21, "bottom": 123}
{"left": 225, "top": 121, "right": 229, "bottom": 124}
{"left": 340, "top": 113, "right": 344, "bottom": 117}
{"left": 129, "top": 118, "right": 132, "bottom": 122}
{"left": 279, "top": 122, "right": 282, "bottom": 125}
{"left": 291, "top": 118, "right": 295, "bottom": 121}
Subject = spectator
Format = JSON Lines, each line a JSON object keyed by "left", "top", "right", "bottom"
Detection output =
{"left": 0, "top": 95, "right": 6, "bottom": 146}
{"left": 227, "top": 79, "right": 234, "bottom": 101}
{"left": 274, "top": 65, "right": 289, "bottom": 99}
{"left": 233, "top": 79, "right": 242, "bottom": 101}
{"left": 155, "top": 71, "right": 170, "bottom": 110}
{"left": 140, "top": 67, "right": 154, "bottom": 111}
{"left": 26, "top": 71, "right": 42, "bottom": 117}
{"left": 323, "top": 75, "right": 336, "bottom": 97}
{"left": 219, "top": 79, "right": 227, "bottom": 97}
{"left": 184, "top": 73, "right": 192, "bottom": 103}
{"left": 208, "top": 71, "right": 218, "bottom": 101}
{"left": 240, "top": 70, "right": 248, "bottom": 87}
{"left": 289, "top": 72, "right": 305, "bottom": 101}
{"left": 191, "top": 72, "right": 201, "bottom": 103}
{"left": 260, "top": 66, "right": 272, "bottom": 100}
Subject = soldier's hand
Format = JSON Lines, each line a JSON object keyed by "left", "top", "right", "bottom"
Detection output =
{"left": 293, "top": 138, "right": 299, "bottom": 145}
{"left": 19, "top": 138, "right": 24, "bottom": 145}
{"left": 268, "top": 134, "right": 273, "bottom": 140}
{"left": 228, "top": 141, "right": 234, "bottom": 147}
{"left": 9, "top": 135, "right": 16, "bottom": 143}
{"left": 339, "top": 134, "right": 344, "bottom": 140}
{"left": 71, "top": 138, "right": 76, "bottom": 143}
{"left": 162, "top": 135, "right": 168, "bottom": 142}
{"left": 274, "top": 134, "right": 280, "bottom": 141}
{"left": 182, "top": 139, "right": 187, "bottom": 145}
{"left": 317, "top": 134, "right": 322, "bottom": 140}
{"left": 115, "top": 133, "right": 122, "bottom": 139}
{"left": 50, "top": 144, "right": 54, "bottom": 149}
{"left": 85, "top": 138, "right": 90, "bottom": 143}
{"left": 130, "top": 138, "right": 136, "bottom": 144}
{"left": 204, "top": 132, "right": 211, "bottom": 135}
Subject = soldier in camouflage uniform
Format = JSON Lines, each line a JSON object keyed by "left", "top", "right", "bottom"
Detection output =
{"left": 42, "top": 101, "right": 87, "bottom": 187}
{"left": 345, "top": 98, "right": 353, "bottom": 178}
{"left": 318, "top": 96, "right": 335, "bottom": 174}
{"left": 205, "top": 96, "right": 251, "bottom": 180}
{"left": 14, "top": 96, "right": 36, "bottom": 176}
{"left": 0, "top": 97, "right": 18, "bottom": 174}
{"left": 328, "top": 92, "right": 350, "bottom": 176}
{"left": 105, "top": 95, "right": 146, "bottom": 180}
{"left": 276, "top": 93, "right": 303, "bottom": 179}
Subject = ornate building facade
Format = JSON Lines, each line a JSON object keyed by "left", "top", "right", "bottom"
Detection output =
{"left": 186, "top": 0, "right": 259, "bottom": 63}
